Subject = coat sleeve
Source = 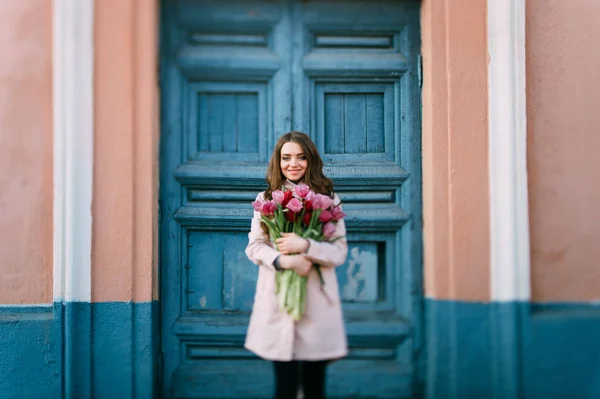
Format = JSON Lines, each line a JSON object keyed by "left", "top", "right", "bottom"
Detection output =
{"left": 245, "top": 193, "right": 280, "bottom": 270}
{"left": 303, "top": 195, "right": 349, "bottom": 268}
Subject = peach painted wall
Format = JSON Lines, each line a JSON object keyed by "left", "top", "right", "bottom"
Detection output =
{"left": 526, "top": 0, "right": 600, "bottom": 302}
{"left": 421, "top": 0, "right": 490, "bottom": 302}
{"left": 92, "top": 0, "right": 159, "bottom": 303}
{"left": 0, "top": 1, "right": 52, "bottom": 304}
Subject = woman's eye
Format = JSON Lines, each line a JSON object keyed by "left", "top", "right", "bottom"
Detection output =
{"left": 298, "top": 156, "right": 306, "bottom": 160}
{"left": 282, "top": 157, "right": 290, "bottom": 161}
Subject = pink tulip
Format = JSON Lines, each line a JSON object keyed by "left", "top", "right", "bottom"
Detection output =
{"left": 286, "top": 198, "right": 303, "bottom": 213}
{"left": 331, "top": 206, "right": 346, "bottom": 221}
{"left": 295, "top": 184, "right": 310, "bottom": 198}
{"left": 261, "top": 200, "right": 277, "bottom": 216}
{"left": 321, "top": 195, "right": 334, "bottom": 210}
{"left": 272, "top": 190, "right": 285, "bottom": 203}
{"left": 318, "top": 210, "right": 333, "bottom": 223}
{"left": 252, "top": 200, "right": 264, "bottom": 212}
{"left": 313, "top": 194, "right": 333, "bottom": 210}
{"left": 323, "top": 222, "right": 336, "bottom": 238}
{"left": 311, "top": 195, "right": 323, "bottom": 210}
{"left": 306, "top": 191, "right": 316, "bottom": 202}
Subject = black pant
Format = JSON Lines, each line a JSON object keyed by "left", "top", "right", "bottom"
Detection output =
{"left": 272, "top": 360, "right": 328, "bottom": 399}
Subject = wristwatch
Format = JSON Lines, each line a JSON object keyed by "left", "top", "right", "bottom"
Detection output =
{"left": 273, "top": 255, "right": 283, "bottom": 271}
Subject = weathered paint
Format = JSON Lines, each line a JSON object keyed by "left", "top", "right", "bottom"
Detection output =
{"left": 93, "top": 0, "right": 159, "bottom": 302}
{"left": 0, "top": 305, "right": 60, "bottom": 399}
{"left": 0, "top": 302, "right": 158, "bottom": 399}
{"left": 0, "top": 0, "right": 53, "bottom": 304}
{"left": 341, "top": 247, "right": 378, "bottom": 302}
{"left": 526, "top": 0, "right": 600, "bottom": 302}
{"left": 421, "top": 0, "right": 490, "bottom": 302}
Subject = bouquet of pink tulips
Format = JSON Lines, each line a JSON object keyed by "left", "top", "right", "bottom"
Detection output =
{"left": 252, "top": 184, "right": 345, "bottom": 320}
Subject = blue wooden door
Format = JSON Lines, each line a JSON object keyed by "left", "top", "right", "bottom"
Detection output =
{"left": 160, "top": 1, "right": 422, "bottom": 397}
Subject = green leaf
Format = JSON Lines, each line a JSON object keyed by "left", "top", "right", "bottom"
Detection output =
{"left": 314, "top": 264, "right": 325, "bottom": 285}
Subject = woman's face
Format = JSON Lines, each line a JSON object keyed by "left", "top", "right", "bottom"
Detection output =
{"left": 280, "top": 141, "right": 308, "bottom": 182}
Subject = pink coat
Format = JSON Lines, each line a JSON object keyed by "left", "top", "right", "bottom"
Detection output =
{"left": 244, "top": 180, "right": 349, "bottom": 361}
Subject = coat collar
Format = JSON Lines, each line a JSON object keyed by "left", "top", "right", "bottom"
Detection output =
{"left": 282, "top": 179, "right": 304, "bottom": 190}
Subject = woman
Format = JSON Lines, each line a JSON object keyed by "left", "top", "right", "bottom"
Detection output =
{"left": 244, "top": 131, "right": 349, "bottom": 399}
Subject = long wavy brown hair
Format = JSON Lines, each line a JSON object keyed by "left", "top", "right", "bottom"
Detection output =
{"left": 264, "top": 131, "right": 333, "bottom": 200}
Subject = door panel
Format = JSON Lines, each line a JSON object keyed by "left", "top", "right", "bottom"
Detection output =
{"left": 160, "top": 1, "right": 422, "bottom": 397}
{"left": 186, "top": 231, "right": 257, "bottom": 312}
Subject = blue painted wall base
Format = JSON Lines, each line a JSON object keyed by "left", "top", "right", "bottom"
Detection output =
{"left": 0, "top": 301, "right": 159, "bottom": 399}
{"left": 0, "top": 305, "right": 61, "bottom": 399}
{"left": 426, "top": 299, "right": 600, "bottom": 399}
{"left": 2, "top": 299, "right": 599, "bottom": 398}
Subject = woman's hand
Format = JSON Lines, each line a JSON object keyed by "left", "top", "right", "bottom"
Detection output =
{"left": 279, "top": 255, "right": 312, "bottom": 276}
{"left": 275, "top": 233, "right": 309, "bottom": 255}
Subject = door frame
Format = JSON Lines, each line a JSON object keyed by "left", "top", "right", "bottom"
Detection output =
{"left": 157, "top": 0, "right": 425, "bottom": 397}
